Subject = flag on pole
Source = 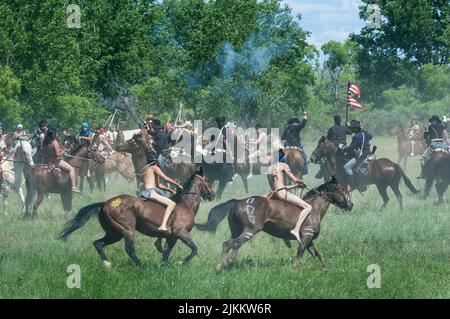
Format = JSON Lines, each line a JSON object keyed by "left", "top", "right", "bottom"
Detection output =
{"left": 347, "top": 84, "right": 364, "bottom": 109}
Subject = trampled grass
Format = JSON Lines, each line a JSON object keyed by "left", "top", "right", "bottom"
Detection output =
{"left": 0, "top": 137, "right": 449, "bottom": 298}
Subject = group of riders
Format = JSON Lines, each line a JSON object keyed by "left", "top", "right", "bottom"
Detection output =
{"left": 0, "top": 111, "right": 448, "bottom": 243}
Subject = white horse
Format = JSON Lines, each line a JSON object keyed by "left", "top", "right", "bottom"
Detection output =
{"left": 0, "top": 140, "right": 34, "bottom": 215}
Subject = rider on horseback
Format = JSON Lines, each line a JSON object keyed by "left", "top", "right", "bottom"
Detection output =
{"left": 42, "top": 128, "right": 81, "bottom": 193}
{"left": 148, "top": 119, "right": 171, "bottom": 165}
{"left": 95, "top": 127, "right": 113, "bottom": 156}
{"left": 342, "top": 120, "right": 373, "bottom": 191}
{"left": 247, "top": 124, "right": 267, "bottom": 178}
{"left": 281, "top": 112, "right": 309, "bottom": 175}
{"left": 141, "top": 158, "right": 184, "bottom": 233}
{"left": 267, "top": 149, "right": 311, "bottom": 243}
{"left": 77, "top": 122, "right": 94, "bottom": 145}
{"left": 418, "top": 115, "right": 448, "bottom": 178}
{"left": 29, "top": 120, "right": 48, "bottom": 163}
{"left": 407, "top": 119, "right": 422, "bottom": 156}
{"left": 316, "top": 115, "right": 352, "bottom": 179}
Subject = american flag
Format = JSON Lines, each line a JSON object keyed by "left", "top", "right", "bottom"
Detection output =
{"left": 347, "top": 84, "right": 364, "bottom": 109}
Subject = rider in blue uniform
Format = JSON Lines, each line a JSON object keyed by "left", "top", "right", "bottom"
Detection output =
{"left": 342, "top": 120, "right": 373, "bottom": 190}
{"left": 281, "top": 112, "right": 309, "bottom": 175}
{"left": 77, "top": 122, "right": 94, "bottom": 145}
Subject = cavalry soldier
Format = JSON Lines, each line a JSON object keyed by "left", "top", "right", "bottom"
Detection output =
{"left": 281, "top": 112, "right": 310, "bottom": 175}
{"left": 30, "top": 120, "right": 48, "bottom": 163}
{"left": 407, "top": 119, "right": 422, "bottom": 156}
{"left": 13, "top": 124, "right": 27, "bottom": 142}
{"left": 419, "top": 115, "right": 448, "bottom": 178}
{"left": 140, "top": 158, "right": 184, "bottom": 232}
{"left": 77, "top": 122, "right": 94, "bottom": 145}
{"left": 267, "top": 149, "right": 311, "bottom": 243}
{"left": 42, "top": 128, "right": 80, "bottom": 193}
{"left": 342, "top": 120, "right": 373, "bottom": 190}
{"left": 317, "top": 115, "right": 352, "bottom": 178}
{"left": 327, "top": 115, "right": 351, "bottom": 146}
{"left": 148, "top": 119, "right": 171, "bottom": 164}
{"left": 247, "top": 124, "right": 267, "bottom": 178}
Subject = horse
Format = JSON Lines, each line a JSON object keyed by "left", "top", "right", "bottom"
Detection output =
{"left": 310, "top": 136, "right": 419, "bottom": 210}
{"left": 283, "top": 146, "right": 306, "bottom": 182}
{"left": 390, "top": 123, "right": 426, "bottom": 167}
{"left": 421, "top": 151, "right": 450, "bottom": 205}
{"left": 58, "top": 168, "right": 215, "bottom": 267}
{"left": 195, "top": 177, "right": 353, "bottom": 271}
{"left": 0, "top": 140, "right": 34, "bottom": 215}
{"left": 24, "top": 144, "right": 105, "bottom": 218}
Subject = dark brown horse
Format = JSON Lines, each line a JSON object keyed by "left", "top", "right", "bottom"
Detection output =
{"left": 283, "top": 147, "right": 306, "bottom": 181}
{"left": 196, "top": 177, "right": 352, "bottom": 271}
{"left": 421, "top": 151, "right": 450, "bottom": 205}
{"left": 58, "top": 168, "right": 215, "bottom": 267}
{"left": 24, "top": 144, "right": 104, "bottom": 217}
{"left": 310, "top": 136, "right": 419, "bottom": 210}
{"left": 390, "top": 123, "right": 426, "bottom": 167}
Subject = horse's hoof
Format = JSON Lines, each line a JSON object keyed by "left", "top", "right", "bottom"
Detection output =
{"left": 103, "top": 260, "right": 112, "bottom": 268}
{"left": 176, "top": 260, "right": 184, "bottom": 266}
{"left": 215, "top": 263, "right": 225, "bottom": 273}
{"left": 293, "top": 260, "right": 301, "bottom": 268}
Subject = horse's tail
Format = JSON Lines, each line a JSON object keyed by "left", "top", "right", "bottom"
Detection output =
{"left": 394, "top": 164, "right": 419, "bottom": 194}
{"left": 58, "top": 202, "right": 104, "bottom": 241}
{"left": 195, "top": 200, "right": 237, "bottom": 233}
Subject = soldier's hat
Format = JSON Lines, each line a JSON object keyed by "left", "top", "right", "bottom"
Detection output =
{"left": 429, "top": 115, "right": 441, "bottom": 123}
{"left": 350, "top": 120, "right": 361, "bottom": 129}
{"left": 152, "top": 119, "right": 162, "bottom": 129}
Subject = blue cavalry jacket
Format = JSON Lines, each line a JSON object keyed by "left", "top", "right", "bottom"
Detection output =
{"left": 347, "top": 130, "right": 372, "bottom": 156}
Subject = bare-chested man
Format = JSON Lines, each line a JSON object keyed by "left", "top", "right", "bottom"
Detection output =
{"left": 267, "top": 149, "right": 312, "bottom": 243}
{"left": 141, "top": 159, "right": 184, "bottom": 232}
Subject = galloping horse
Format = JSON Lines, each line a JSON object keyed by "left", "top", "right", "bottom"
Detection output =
{"left": 283, "top": 147, "right": 306, "bottom": 181}
{"left": 421, "top": 151, "right": 450, "bottom": 204}
{"left": 59, "top": 168, "right": 215, "bottom": 267}
{"left": 0, "top": 140, "right": 34, "bottom": 214}
{"left": 24, "top": 144, "right": 104, "bottom": 217}
{"left": 390, "top": 123, "right": 426, "bottom": 167}
{"left": 310, "top": 137, "right": 419, "bottom": 210}
{"left": 196, "top": 177, "right": 352, "bottom": 271}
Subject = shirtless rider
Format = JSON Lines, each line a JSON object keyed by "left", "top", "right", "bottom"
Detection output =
{"left": 267, "top": 149, "right": 312, "bottom": 243}
{"left": 141, "top": 159, "right": 184, "bottom": 232}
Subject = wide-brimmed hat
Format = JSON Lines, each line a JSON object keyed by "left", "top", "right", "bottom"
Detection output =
{"left": 350, "top": 120, "right": 361, "bottom": 129}
{"left": 16, "top": 124, "right": 24, "bottom": 131}
{"left": 152, "top": 119, "right": 162, "bottom": 129}
{"left": 429, "top": 115, "right": 442, "bottom": 123}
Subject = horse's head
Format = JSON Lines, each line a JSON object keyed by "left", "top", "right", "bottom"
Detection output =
{"left": 317, "top": 176, "right": 353, "bottom": 211}
{"left": 17, "top": 140, "right": 34, "bottom": 167}
{"left": 192, "top": 167, "right": 215, "bottom": 201}
{"left": 310, "top": 136, "right": 336, "bottom": 164}
{"left": 390, "top": 123, "right": 403, "bottom": 136}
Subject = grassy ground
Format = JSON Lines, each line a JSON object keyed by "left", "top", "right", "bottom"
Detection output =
{"left": 0, "top": 137, "right": 449, "bottom": 299}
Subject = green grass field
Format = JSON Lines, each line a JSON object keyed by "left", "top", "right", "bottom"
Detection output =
{"left": 0, "top": 137, "right": 449, "bottom": 299}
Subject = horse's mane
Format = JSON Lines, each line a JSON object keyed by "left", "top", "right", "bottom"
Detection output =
{"left": 170, "top": 173, "right": 198, "bottom": 204}
{"left": 303, "top": 181, "right": 336, "bottom": 200}
{"left": 69, "top": 142, "right": 85, "bottom": 155}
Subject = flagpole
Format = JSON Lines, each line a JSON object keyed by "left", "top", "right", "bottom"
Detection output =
{"left": 345, "top": 82, "right": 351, "bottom": 125}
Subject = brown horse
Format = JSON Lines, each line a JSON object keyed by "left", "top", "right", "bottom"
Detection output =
{"left": 196, "top": 177, "right": 352, "bottom": 271}
{"left": 58, "top": 168, "right": 215, "bottom": 266}
{"left": 284, "top": 147, "right": 305, "bottom": 180}
{"left": 421, "top": 151, "right": 450, "bottom": 204}
{"left": 390, "top": 123, "right": 426, "bottom": 167}
{"left": 310, "top": 136, "right": 419, "bottom": 210}
{"left": 24, "top": 144, "right": 105, "bottom": 217}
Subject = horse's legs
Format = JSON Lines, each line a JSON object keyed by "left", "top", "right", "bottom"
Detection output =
{"left": 423, "top": 177, "right": 434, "bottom": 199}
{"left": 32, "top": 192, "right": 45, "bottom": 217}
{"left": 225, "top": 230, "right": 255, "bottom": 268}
{"left": 216, "top": 180, "right": 227, "bottom": 200}
{"left": 16, "top": 186, "right": 26, "bottom": 214}
{"left": 123, "top": 232, "right": 141, "bottom": 266}
{"left": 176, "top": 231, "right": 198, "bottom": 264}
{"left": 161, "top": 236, "right": 177, "bottom": 263}
{"left": 375, "top": 184, "right": 390, "bottom": 209}
{"left": 307, "top": 242, "right": 325, "bottom": 268}
{"left": 61, "top": 191, "right": 72, "bottom": 214}
{"left": 293, "top": 233, "right": 314, "bottom": 268}
{"left": 241, "top": 174, "right": 249, "bottom": 194}
{"left": 390, "top": 183, "right": 404, "bottom": 211}
{"left": 154, "top": 238, "right": 164, "bottom": 254}
{"left": 93, "top": 231, "right": 123, "bottom": 267}
{"left": 435, "top": 180, "right": 449, "bottom": 205}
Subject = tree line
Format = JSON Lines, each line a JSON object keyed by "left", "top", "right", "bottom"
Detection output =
{"left": 0, "top": 0, "right": 448, "bottom": 136}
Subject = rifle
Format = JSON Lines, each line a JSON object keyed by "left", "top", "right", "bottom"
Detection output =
{"left": 122, "top": 97, "right": 146, "bottom": 128}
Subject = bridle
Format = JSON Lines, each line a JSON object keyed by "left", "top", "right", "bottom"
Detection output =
{"left": 182, "top": 174, "right": 214, "bottom": 197}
